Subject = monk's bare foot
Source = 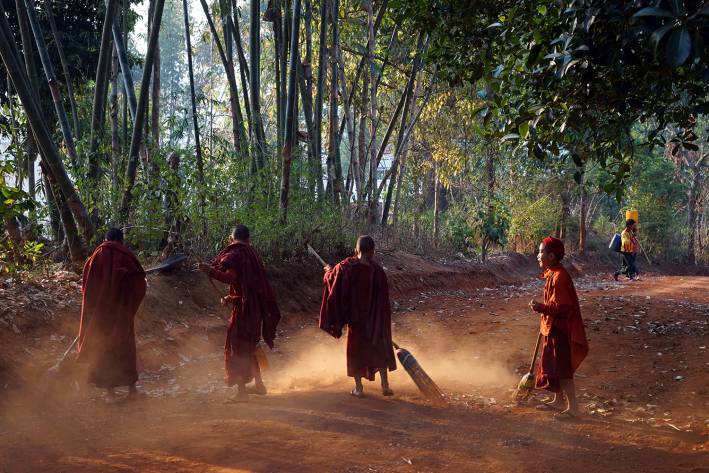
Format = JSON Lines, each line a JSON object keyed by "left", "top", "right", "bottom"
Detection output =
{"left": 225, "top": 390, "right": 249, "bottom": 403}
{"left": 350, "top": 387, "right": 364, "bottom": 398}
{"left": 246, "top": 383, "right": 267, "bottom": 395}
{"left": 535, "top": 402, "right": 563, "bottom": 412}
{"left": 382, "top": 386, "right": 394, "bottom": 396}
{"left": 554, "top": 409, "right": 580, "bottom": 421}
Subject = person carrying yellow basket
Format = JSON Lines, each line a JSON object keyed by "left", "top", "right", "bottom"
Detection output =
{"left": 613, "top": 219, "right": 640, "bottom": 281}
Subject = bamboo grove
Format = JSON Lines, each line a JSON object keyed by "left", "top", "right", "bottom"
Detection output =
{"left": 0, "top": 0, "right": 707, "bottom": 265}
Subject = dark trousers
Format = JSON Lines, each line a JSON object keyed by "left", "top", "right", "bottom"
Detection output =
{"left": 619, "top": 252, "right": 638, "bottom": 278}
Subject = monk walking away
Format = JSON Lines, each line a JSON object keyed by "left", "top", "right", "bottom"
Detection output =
{"left": 529, "top": 237, "right": 588, "bottom": 419}
{"left": 319, "top": 235, "right": 396, "bottom": 398}
{"left": 199, "top": 225, "right": 281, "bottom": 402}
{"left": 77, "top": 228, "right": 147, "bottom": 400}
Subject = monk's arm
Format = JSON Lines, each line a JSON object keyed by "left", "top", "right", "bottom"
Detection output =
{"left": 534, "top": 301, "right": 573, "bottom": 317}
{"left": 208, "top": 267, "right": 239, "bottom": 285}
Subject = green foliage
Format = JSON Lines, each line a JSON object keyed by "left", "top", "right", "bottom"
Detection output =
{"left": 508, "top": 195, "right": 559, "bottom": 254}
{"left": 445, "top": 196, "right": 509, "bottom": 258}
{"left": 625, "top": 151, "right": 688, "bottom": 260}
{"left": 0, "top": 161, "right": 36, "bottom": 220}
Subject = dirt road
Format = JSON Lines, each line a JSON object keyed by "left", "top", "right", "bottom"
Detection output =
{"left": 0, "top": 262, "right": 707, "bottom": 472}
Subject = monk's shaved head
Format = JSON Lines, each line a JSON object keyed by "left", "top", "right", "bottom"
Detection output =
{"left": 356, "top": 235, "right": 375, "bottom": 254}
{"left": 105, "top": 227, "right": 124, "bottom": 243}
{"left": 231, "top": 224, "right": 250, "bottom": 242}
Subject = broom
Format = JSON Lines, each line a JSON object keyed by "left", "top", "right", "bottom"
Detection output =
{"left": 513, "top": 333, "right": 542, "bottom": 401}
{"left": 393, "top": 341, "right": 446, "bottom": 405}
{"left": 307, "top": 245, "right": 446, "bottom": 405}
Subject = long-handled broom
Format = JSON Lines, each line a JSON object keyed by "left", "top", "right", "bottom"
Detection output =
{"left": 393, "top": 341, "right": 446, "bottom": 405}
{"left": 513, "top": 333, "right": 542, "bottom": 401}
{"left": 307, "top": 245, "right": 446, "bottom": 405}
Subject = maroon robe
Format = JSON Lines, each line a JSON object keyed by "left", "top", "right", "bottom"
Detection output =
{"left": 208, "top": 242, "right": 281, "bottom": 386}
{"left": 320, "top": 257, "right": 396, "bottom": 381}
{"left": 534, "top": 266, "right": 589, "bottom": 393}
{"left": 77, "top": 241, "right": 146, "bottom": 388}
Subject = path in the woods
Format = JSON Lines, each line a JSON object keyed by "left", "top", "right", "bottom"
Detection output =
{"left": 0, "top": 270, "right": 707, "bottom": 472}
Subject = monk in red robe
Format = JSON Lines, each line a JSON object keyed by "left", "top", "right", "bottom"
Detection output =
{"left": 320, "top": 235, "right": 396, "bottom": 398}
{"left": 77, "top": 228, "right": 146, "bottom": 399}
{"left": 199, "top": 225, "right": 281, "bottom": 402}
{"left": 529, "top": 236, "right": 589, "bottom": 419}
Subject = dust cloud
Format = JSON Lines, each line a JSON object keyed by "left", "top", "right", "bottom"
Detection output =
{"left": 262, "top": 323, "right": 519, "bottom": 397}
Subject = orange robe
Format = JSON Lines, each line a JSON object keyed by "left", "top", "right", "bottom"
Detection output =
{"left": 534, "top": 265, "right": 588, "bottom": 393}
{"left": 77, "top": 241, "right": 146, "bottom": 388}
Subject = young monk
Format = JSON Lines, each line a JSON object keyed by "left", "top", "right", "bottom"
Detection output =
{"left": 319, "top": 235, "right": 397, "bottom": 398}
{"left": 199, "top": 225, "right": 281, "bottom": 402}
{"left": 77, "top": 228, "right": 146, "bottom": 400}
{"left": 529, "top": 236, "right": 589, "bottom": 419}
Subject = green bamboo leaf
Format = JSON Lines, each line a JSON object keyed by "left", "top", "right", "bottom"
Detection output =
{"left": 518, "top": 122, "right": 530, "bottom": 139}
{"left": 633, "top": 7, "right": 676, "bottom": 18}
{"left": 650, "top": 23, "right": 675, "bottom": 58}
{"left": 666, "top": 27, "right": 691, "bottom": 67}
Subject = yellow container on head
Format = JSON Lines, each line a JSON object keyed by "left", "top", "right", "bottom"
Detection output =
{"left": 625, "top": 209, "right": 638, "bottom": 223}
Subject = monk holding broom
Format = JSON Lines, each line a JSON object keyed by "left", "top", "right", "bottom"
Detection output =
{"left": 529, "top": 236, "right": 588, "bottom": 419}
{"left": 77, "top": 228, "right": 146, "bottom": 400}
{"left": 319, "top": 235, "right": 397, "bottom": 398}
{"left": 199, "top": 225, "right": 281, "bottom": 402}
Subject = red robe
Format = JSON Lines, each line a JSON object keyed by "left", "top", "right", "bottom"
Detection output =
{"left": 534, "top": 265, "right": 589, "bottom": 393}
{"left": 320, "top": 257, "right": 396, "bottom": 381}
{"left": 208, "top": 242, "right": 281, "bottom": 386}
{"left": 77, "top": 241, "right": 146, "bottom": 388}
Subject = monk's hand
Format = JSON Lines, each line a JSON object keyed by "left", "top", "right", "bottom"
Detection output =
{"left": 198, "top": 262, "right": 211, "bottom": 273}
{"left": 220, "top": 296, "right": 229, "bottom": 306}
{"left": 323, "top": 264, "right": 332, "bottom": 272}
{"left": 529, "top": 299, "right": 542, "bottom": 312}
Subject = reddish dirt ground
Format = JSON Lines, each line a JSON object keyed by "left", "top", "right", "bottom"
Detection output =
{"left": 0, "top": 253, "right": 707, "bottom": 473}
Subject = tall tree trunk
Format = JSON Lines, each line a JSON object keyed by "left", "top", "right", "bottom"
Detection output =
{"left": 250, "top": 0, "right": 265, "bottom": 169}
{"left": 119, "top": 0, "right": 166, "bottom": 222}
{"left": 42, "top": 170, "right": 62, "bottom": 241}
{"left": 365, "top": 0, "right": 377, "bottom": 204}
{"left": 47, "top": 0, "right": 80, "bottom": 140}
{"left": 336, "top": 47, "right": 356, "bottom": 199}
{"left": 272, "top": 0, "right": 288, "bottom": 156}
{"left": 0, "top": 7, "right": 94, "bottom": 244}
{"left": 559, "top": 189, "right": 570, "bottom": 240}
{"left": 22, "top": 0, "right": 79, "bottom": 170}
{"left": 182, "top": 0, "right": 205, "bottom": 223}
{"left": 89, "top": 0, "right": 119, "bottom": 182}
{"left": 39, "top": 161, "right": 85, "bottom": 261}
{"left": 381, "top": 38, "right": 423, "bottom": 226}
{"left": 279, "top": 0, "right": 302, "bottom": 223}
{"left": 327, "top": 0, "right": 341, "bottom": 204}
{"left": 14, "top": 0, "right": 39, "bottom": 203}
{"left": 110, "top": 44, "right": 120, "bottom": 214}
{"left": 687, "top": 153, "right": 708, "bottom": 264}
{"left": 314, "top": 0, "right": 328, "bottom": 198}
{"left": 298, "top": 62, "right": 317, "bottom": 192}
{"left": 151, "top": 24, "right": 161, "bottom": 150}
{"left": 393, "top": 69, "right": 425, "bottom": 227}
{"left": 121, "top": 0, "right": 130, "bottom": 156}
{"left": 112, "top": 16, "right": 137, "bottom": 120}
{"left": 199, "top": 0, "right": 246, "bottom": 154}
{"left": 433, "top": 160, "right": 440, "bottom": 246}
{"left": 358, "top": 66, "right": 368, "bottom": 204}
{"left": 578, "top": 163, "right": 587, "bottom": 254}
{"left": 229, "top": 2, "right": 254, "bottom": 145}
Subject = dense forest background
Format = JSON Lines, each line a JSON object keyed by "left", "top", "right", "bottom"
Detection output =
{"left": 0, "top": 0, "right": 707, "bottom": 271}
